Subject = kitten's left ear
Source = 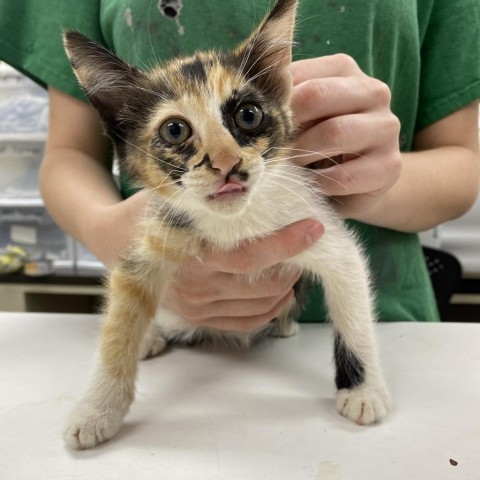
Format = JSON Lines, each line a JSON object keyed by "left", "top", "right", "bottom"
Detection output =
{"left": 234, "top": 0, "right": 297, "bottom": 97}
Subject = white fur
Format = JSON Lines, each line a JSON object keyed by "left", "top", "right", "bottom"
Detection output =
{"left": 64, "top": 362, "right": 132, "bottom": 450}
{"left": 155, "top": 161, "right": 391, "bottom": 423}
{"left": 64, "top": 160, "right": 391, "bottom": 449}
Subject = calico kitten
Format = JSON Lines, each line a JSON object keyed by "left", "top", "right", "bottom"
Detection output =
{"left": 62, "top": 0, "right": 391, "bottom": 449}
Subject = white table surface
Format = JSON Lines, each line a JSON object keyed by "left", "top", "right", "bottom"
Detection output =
{"left": 0, "top": 313, "right": 479, "bottom": 480}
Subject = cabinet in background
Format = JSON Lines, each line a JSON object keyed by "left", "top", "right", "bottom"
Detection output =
{"left": 0, "top": 62, "right": 105, "bottom": 274}
{"left": 0, "top": 63, "right": 104, "bottom": 312}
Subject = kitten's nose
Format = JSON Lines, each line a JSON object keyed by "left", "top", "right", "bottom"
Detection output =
{"left": 210, "top": 152, "right": 241, "bottom": 178}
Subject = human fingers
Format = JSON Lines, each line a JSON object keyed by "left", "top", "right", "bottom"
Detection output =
{"left": 172, "top": 282, "right": 296, "bottom": 325}
{"left": 171, "top": 264, "right": 302, "bottom": 303}
{"left": 163, "top": 262, "right": 299, "bottom": 331}
{"left": 291, "top": 75, "right": 392, "bottom": 127}
{"left": 195, "top": 290, "right": 295, "bottom": 332}
{"left": 290, "top": 54, "right": 364, "bottom": 86}
{"left": 310, "top": 150, "right": 402, "bottom": 199}
{"left": 293, "top": 112, "right": 401, "bottom": 168}
{"left": 200, "top": 219, "right": 324, "bottom": 274}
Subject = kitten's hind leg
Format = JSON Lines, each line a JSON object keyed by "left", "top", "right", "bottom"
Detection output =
{"left": 139, "top": 321, "right": 168, "bottom": 360}
{"left": 64, "top": 266, "right": 157, "bottom": 449}
{"left": 268, "top": 274, "right": 308, "bottom": 339}
{"left": 268, "top": 295, "right": 300, "bottom": 338}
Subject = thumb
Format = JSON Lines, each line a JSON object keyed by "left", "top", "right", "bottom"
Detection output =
{"left": 203, "top": 219, "right": 324, "bottom": 274}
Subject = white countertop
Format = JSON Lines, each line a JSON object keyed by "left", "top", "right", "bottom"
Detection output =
{"left": 0, "top": 313, "right": 479, "bottom": 480}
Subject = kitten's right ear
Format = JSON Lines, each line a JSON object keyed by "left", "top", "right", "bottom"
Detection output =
{"left": 63, "top": 31, "right": 144, "bottom": 130}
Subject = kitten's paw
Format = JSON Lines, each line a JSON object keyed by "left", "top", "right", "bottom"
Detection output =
{"left": 336, "top": 383, "right": 391, "bottom": 425}
{"left": 64, "top": 404, "right": 125, "bottom": 450}
{"left": 139, "top": 325, "right": 167, "bottom": 360}
{"left": 269, "top": 319, "right": 299, "bottom": 338}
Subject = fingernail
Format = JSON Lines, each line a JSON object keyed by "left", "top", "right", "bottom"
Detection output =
{"left": 305, "top": 222, "right": 323, "bottom": 245}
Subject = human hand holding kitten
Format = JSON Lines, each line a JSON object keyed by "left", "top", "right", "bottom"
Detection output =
{"left": 290, "top": 55, "right": 402, "bottom": 220}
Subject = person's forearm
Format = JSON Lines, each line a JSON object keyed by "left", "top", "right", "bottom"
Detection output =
{"left": 40, "top": 148, "right": 122, "bottom": 257}
{"left": 353, "top": 146, "right": 480, "bottom": 232}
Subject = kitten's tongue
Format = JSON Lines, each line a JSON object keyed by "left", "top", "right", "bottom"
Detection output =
{"left": 211, "top": 181, "right": 244, "bottom": 198}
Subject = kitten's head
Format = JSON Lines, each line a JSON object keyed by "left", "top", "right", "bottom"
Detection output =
{"left": 63, "top": 0, "right": 297, "bottom": 217}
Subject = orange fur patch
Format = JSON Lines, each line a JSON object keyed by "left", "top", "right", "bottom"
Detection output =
{"left": 145, "top": 230, "right": 196, "bottom": 263}
{"left": 100, "top": 269, "right": 157, "bottom": 379}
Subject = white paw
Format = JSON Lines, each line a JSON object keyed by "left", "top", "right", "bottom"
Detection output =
{"left": 336, "top": 383, "right": 391, "bottom": 425}
{"left": 269, "top": 319, "right": 299, "bottom": 338}
{"left": 64, "top": 404, "right": 125, "bottom": 450}
{"left": 139, "top": 326, "right": 167, "bottom": 360}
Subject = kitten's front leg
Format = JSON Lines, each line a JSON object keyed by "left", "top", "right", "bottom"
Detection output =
{"left": 64, "top": 266, "right": 157, "bottom": 449}
{"left": 290, "top": 227, "right": 391, "bottom": 425}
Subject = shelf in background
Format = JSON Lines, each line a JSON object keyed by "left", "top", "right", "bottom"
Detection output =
{"left": 0, "top": 198, "right": 44, "bottom": 207}
{"left": 0, "top": 266, "right": 104, "bottom": 286}
{"left": 0, "top": 132, "right": 46, "bottom": 143}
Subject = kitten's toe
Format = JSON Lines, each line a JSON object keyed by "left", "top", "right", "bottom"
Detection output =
{"left": 336, "top": 383, "right": 391, "bottom": 425}
{"left": 139, "top": 325, "right": 168, "bottom": 360}
{"left": 64, "top": 404, "right": 124, "bottom": 449}
{"left": 268, "top": 319, "right": 299, "bottom": 338}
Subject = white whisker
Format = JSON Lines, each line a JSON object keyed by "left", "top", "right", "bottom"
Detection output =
{"left": 264, "top": 175, "right": 320, "bottom": 216}
{"left": 264, "top": 156, "right": 348, "bottom": 191}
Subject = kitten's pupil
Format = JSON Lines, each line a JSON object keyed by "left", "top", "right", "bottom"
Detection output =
{"left": 242, "top": 109, "right": 255, "bottom": 124}
{"left": 234, "top": 103, "right": 263, "bottom": 131}
{"left": 159, "top": 118, "right": 192, "bottom": 145}
{"left": 169, "top": 122, "right": 182, "bottom": 138}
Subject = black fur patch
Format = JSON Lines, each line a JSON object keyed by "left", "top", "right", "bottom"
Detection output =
{"left": 268, "top": 0, "right": 297, "bottom": 22}
{"left": 157, "top": 207, "right": 194, "bottom": 229}
{"left": 293, "top": 275, "right": 309, "bottom": 306}
{"left": 179, "top": 56, "right": 207, "bottom": 83}
{"left": 334, "top": 333, "right": 365, "bottom": 390}
{"left": 155, "top": 152, "right": 187, "bottom": 185}
{"left": 194, "top": 153, "right": 211, "bottom": 169}
{"left": 235, "top": 169, "right": 249, "bottom": 181}
{"left": 63, "top": 31, "right": 154, "bottom": 148}
{"left": 167, "top": 167, "right": 186, "bottom": 185}
{"left": 173, "top": 141, "right": 197, "bottom": 163}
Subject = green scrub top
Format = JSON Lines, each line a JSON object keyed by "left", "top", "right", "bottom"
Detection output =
{"left": 1, "top": 0, "right": 479, "bottom": 321}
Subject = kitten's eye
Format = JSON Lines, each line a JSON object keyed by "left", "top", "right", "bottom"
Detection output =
{"left": 159, "top": 118, "right": 192, "bottom": 145}
{"left": 234, "top": 103, "right": 263, "bottom": 131}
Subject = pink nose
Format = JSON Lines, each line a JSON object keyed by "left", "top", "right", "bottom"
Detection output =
{"left": 210, "top": 153, "right": 240, "bottom": 177}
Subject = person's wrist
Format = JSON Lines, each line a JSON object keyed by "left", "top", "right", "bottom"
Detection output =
{"left": 343, "top": 175, "right": 401, "bottom": 227}
{"left": 80, "top": 203, "right": 120, "bottom": 267}
{"left": 82, "top": 192, "right": 149, "bottom": 267}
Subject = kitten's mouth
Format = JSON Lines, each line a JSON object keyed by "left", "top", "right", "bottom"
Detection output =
{"left": 208, "top": 181, "right": 246, "bottom": 200}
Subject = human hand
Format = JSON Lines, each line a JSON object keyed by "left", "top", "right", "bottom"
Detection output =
{"left": 86, "top": 190, "right": 150, "bottom": 267}
{"left": 161, "top": 219, "right": 324, "bottom": 332}
{"left": 289, "top": 54, "right": 402, "bottom": 220}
